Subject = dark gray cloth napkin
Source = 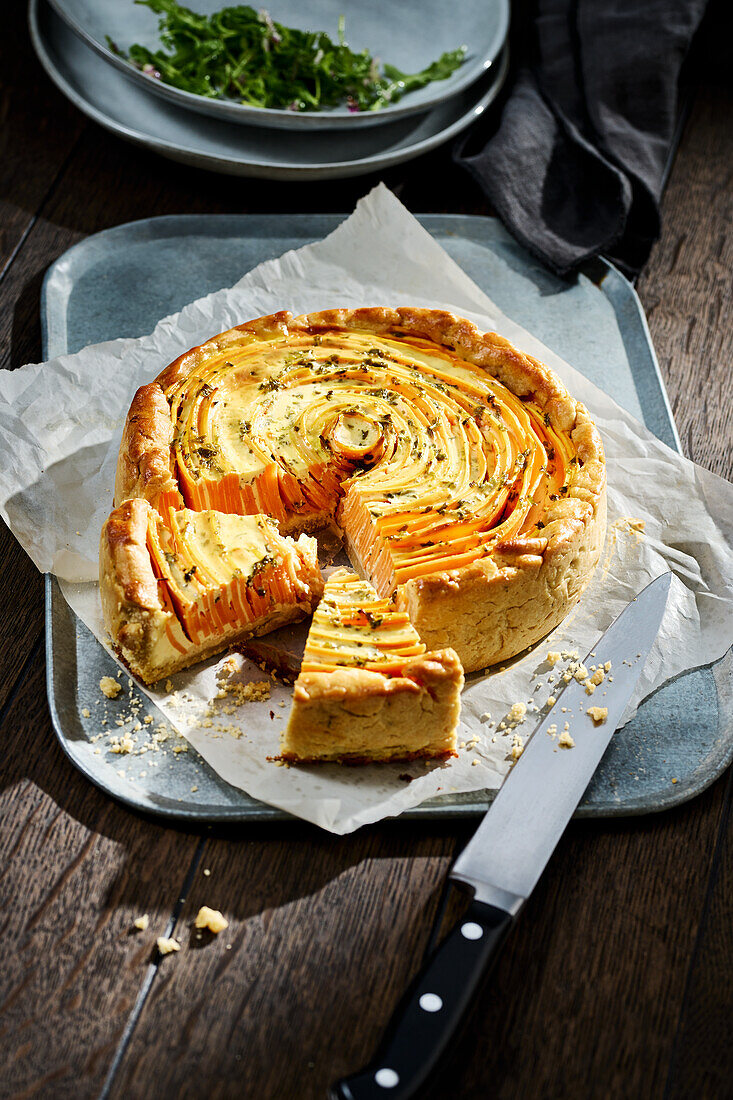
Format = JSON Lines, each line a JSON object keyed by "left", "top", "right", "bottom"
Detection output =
{"left": 454, "top": 0, "right": 708, "bottom": 276}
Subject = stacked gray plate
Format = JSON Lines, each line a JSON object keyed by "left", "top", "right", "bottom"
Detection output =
{"left": 31, "top": 0, "right": 509, "bottom": 179}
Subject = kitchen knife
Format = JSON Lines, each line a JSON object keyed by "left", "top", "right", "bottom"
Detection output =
{"left": 331, "top": 571, "right": 672, "bottom": 1100}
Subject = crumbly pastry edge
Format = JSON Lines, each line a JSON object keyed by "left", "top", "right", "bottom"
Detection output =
{"left": 280, "top": 648, "right": 464, "bottom": 764}
{"left": 113, "top": 307, "right": 607, "bottom": 673}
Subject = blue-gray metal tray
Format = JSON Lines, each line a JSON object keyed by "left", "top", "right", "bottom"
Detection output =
{"left": 43, "top": 214, "right": 733, "bottom": 823}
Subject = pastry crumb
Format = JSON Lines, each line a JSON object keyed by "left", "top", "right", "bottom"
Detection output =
{"left": 133, "top": 914, "right": 149, "bottom": 931}
{"left": 587, "top": 706, "right": 608, "bottom": 723}
{"left": 100, "top": 676, "right": 122, "bottom": 699}
{"left": 508, "top": 701, "right": 527, "bottom": 723}
{"left": 81, "top": 706, "right": 91, "bottom": 718}
{"left": 110, "top": 734, "right": 135, "bottom": 755}
{"left": 157, "top": 936, "right": 180, "bottom": 956}
{"left": 242, "top": 680, "right": 271, "bottom": 702}
{"left": 613, "top": 516, "right": 646, "bottom": 543}
{"left": 218, "top": 679, "right": 271, "bottom": 705}
{"left": 203, "top": 868, "right": 211, "bottom": 877}
{"left": 558, "top": 731, "right": 575, "bottom": 749}
{"left": 546, "top": 651, "right": 561, "bottom": 666}
{"left": 195, "top": 906, "right": 229, "bottom": 934}
{"left": 546, "top": 696, "right": 556, "bottom": 708}
{"left": 585, "top": 682, "right": 596, "bottom": 695}
{"left": 510, "top": 733, "right": 524, "bottom": 760}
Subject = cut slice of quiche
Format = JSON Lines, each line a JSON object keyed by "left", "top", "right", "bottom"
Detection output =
{"left": 281, "top": 569, "right": 463, "bottom": 764}
{"left": 99, "top": 498, "right": 323, "bottom": 683}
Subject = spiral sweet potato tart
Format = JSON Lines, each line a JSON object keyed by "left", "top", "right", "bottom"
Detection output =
{"left": 103, "top": 307, "right": 606, "bottom": 697}
{"left": 282, "top": 569, "right": 463, "bottom": 763}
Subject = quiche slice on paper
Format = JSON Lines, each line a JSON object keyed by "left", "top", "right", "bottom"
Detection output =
{"left": 281, "top": 569, "right": 463, "bottom": 764}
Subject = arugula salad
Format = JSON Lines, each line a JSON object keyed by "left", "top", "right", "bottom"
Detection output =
{"left": 108, "top": 0, "right": 467, "bottom": 113}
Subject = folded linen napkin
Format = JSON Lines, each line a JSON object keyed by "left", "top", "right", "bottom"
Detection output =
{"left": 455, "top": 0, "right": 708, "bottom": 276}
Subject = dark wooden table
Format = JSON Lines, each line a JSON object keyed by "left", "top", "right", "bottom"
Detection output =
{"left": 1, "top": 5, "right": 731, "bottom": 1098}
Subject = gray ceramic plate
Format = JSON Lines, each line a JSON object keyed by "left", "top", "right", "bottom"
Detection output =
{"left": 30, "top": 0, "right": 509, "bottom": 180}
{"left": 42, "top": 214, "right": 733, "bottom": 824}
{"left": 46, "top": 0, "right": 508, "bottom": 129}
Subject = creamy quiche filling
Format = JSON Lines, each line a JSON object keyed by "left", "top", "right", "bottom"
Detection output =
{"left": 162, "top": 328, "right": 578, "bottom": 595}
{"left": 301, "top": 569, "right": 425, "bottom": 675}
{"left": 145, "top": 506, "right": 319, "bottom": 650}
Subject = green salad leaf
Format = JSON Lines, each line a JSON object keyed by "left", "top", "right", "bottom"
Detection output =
{"left": 108, "top": 1, "right": 467, "bottom": 112}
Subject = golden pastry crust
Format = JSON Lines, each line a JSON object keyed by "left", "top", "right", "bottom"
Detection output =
{"left": 99, "top": 498, "right": 323, "bottom": 683}
{"left": 100, "top": 498, "right": 185, "bottom": 681}
{"left": 281, "top": 649, "right": 464, "bottom": 764}
{"left": 394, "top": 410, "right": 606, "bottom": 668}
{"left": 115, "top": 383, "right": 183, "bottom": 510}
{"left": 394, "top": 513, "right": 605, "bottom": 669}
{"left": 113, "top": 307, "right": 606, "bottom": 673}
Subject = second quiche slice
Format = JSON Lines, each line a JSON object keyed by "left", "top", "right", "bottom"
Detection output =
{"left": 281, "top": 569, "right": 464, "bottom": 763}
{"left": 99, "top": 499, "right": 323, "bottom": 683}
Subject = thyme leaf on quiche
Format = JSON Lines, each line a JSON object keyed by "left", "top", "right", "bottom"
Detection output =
{"left": 108, "top": 1, "right": 467, "bottom": 113}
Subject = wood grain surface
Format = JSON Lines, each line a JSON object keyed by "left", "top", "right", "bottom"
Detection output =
{"left": 0, "top": 2, "right": 730, "bottom": 1098}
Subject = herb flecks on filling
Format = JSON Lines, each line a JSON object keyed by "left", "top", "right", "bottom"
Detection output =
{"left": 164, "top": 328, "right": 577, "bottom": 591}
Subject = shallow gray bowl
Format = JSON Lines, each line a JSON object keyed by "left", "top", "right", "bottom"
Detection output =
{"left": 46, "top": 0, "right": 509, "bottom": 129}
{"left": 31, "top": 0, "right": 509, "bottom": 181}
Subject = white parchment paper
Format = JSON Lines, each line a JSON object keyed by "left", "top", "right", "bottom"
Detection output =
{"left": 1, "top": 185, "right": 731, "bottom": 833}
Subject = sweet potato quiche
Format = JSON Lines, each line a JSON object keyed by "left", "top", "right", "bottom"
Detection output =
{"left": 100, "top": 307, "right": 607, "bottom": 762}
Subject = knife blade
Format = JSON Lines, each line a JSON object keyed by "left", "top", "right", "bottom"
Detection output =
{"left": 331, "top": 571, "right": 672, "bottom": 1100}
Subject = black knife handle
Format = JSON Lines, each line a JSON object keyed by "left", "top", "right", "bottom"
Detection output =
{"left": 330, "top": 899, "right": 513, "bottom": 1100}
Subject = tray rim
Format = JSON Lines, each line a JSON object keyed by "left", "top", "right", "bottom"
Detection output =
{"left": 41, "top": 212, "right": 732, "bottom": 825}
